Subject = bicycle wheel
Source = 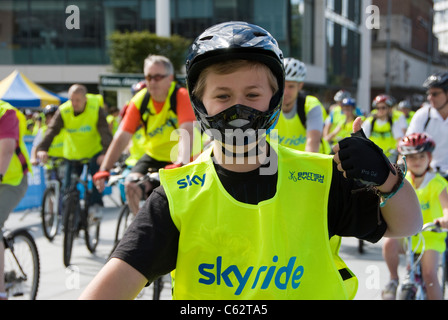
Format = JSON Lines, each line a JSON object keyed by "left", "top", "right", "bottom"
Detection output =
{"left": 153, "top": 277, "right": 163, "bottom": 300}
{"left": 84, "top": 204, "right": 100, "bottom": 254}
{"left": 114, "top": 204, "right": 131, "bottom": 245}
{"left": 397, "top": 284, "right": 417, "bottom": 300}
{"left": 439, "top": 252, "right": 447, "bottom": 299}
{"left": 63, "top": 193, "right": 79, "bottom": 267}
{"left": 4, "top": 229, "right": 40, "bottom": 300}
{"left": 41, "top": 187, "right": 59, "bottom": 241}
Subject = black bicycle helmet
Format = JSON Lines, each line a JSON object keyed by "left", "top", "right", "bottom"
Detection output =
{"left": 423, "top": 72, "right": 448, "bottom": 91}
{"left": 186, "top": 21, "right": 284, "bottom": 141}
{"left": 43, "top": 104, "right": 58, "bottom": 116}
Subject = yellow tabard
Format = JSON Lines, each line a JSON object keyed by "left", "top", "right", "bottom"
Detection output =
{"left": 160, "top": 145, "right": 351, "bottom": 299}
{"left": 60, "top": 96, "right": 102, "bottom": 160}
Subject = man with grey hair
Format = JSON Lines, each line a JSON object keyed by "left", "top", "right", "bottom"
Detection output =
{"left": 94, "top": 55, "right": 196, "bottom": 215}
{"left": 37, "top": 84, "right": 112, "bottom": 210}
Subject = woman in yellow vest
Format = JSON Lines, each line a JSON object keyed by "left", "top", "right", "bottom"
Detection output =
{"left": 362, "top": 94, "right": 408, "bottom": 163}
{"left": 0, "top": 100, "right": 32, "bottom": 300}
{"left": 80, "top": 22, "right": 422, "bottom": 300}
{"left": 382, "top": 133, "right": 448, "bottom": 300}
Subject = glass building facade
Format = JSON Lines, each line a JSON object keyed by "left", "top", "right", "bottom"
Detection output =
{"left": 0, "top": 0, "right": 321, "bottom": 65}
{"left": 325, "top": 0, "right": 362, "bottom": 87}
{"left": 0, "top": 0, "right": 368, "bottom": 107}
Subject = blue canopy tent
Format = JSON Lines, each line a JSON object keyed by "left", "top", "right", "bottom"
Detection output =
{"left": 0, "top": 70, "right": 67, "bottom": 108}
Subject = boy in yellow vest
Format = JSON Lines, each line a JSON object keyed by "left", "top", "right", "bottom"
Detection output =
{"left": 80, "top": 22, "right": 422, "bottom": 300}
{"left": 0, "top": 100, "right": 32, "bottom": 300}
{"left": 382, "top": 133, "right": 448, "bottom": 300}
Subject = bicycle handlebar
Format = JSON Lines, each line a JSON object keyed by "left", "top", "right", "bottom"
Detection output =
{"left": 421, "top": 222, "right": 448, "bottom": 233}
{"left": 107, "top": 171, "right": 160, "bottom": 187}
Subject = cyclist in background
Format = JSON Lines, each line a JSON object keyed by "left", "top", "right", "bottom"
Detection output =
{"left": 329, "top": 89, "right": 351, "bottom": 114}
{"left": 120, "top": 81, "right": 148, "bottom": 168}
{"left": 270, "top": 57, "right": 329, "bottom": 153}
{"left": 80, "top": 21, "right": 422, "bottom": 300}
{"left": 398, "top": 100, "right": 415, "bottom": 127}
{"left": 93, "top": 55, "right": 196, "bottom": 216}
{"left": 324, "top": 97, "right": 361, "bottom": 150}
{"left": 0, "top": 100, "right": 32, "bottom": 300}
{"left": 407, "top": 72, "right": 448, "bottom": 174}
{"left": 362, "top": 94, "right": 407, "bottom": 163}
{"left": 106, "top": 106, "right": 120, "bottom": 136}
{"left": 382, "top": 133, "right": 448, "bottom": 300}
{"left": 30, "top": 104, "right": 65, "bottom": 166}
{"left": 37, "top": 84, "right": 112, "bottom": 214}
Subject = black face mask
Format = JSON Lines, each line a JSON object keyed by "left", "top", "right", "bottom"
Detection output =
{"left": 195, "top": 103, "right": 280, "bottom": 146}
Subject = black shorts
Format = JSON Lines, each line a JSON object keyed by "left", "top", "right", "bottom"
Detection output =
{"left": 131, "top": 153, "right": 171, "bottom": 175}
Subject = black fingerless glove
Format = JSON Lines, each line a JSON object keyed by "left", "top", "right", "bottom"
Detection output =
{"left": 338, "top": 129, "right": 396, "bottom": 187}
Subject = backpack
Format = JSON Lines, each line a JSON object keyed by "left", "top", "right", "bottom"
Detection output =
{"left": 296, "top": 93, "right": 308, "bottom": 129}
{"left": 295, "top": 93, "right": 331, "bottom": 154}
{"left": 139, "top": 84, "right": 180, "bottom": 131}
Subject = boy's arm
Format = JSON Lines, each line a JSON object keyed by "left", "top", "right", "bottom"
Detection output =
{"left": 333, "top": 117, "right": 422, "bottom": 238}
{"left": 79, "top": 258, "right": 147, "bottom": 300}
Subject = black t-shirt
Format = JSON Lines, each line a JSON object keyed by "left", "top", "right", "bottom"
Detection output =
{"left": 112, "top": 161, "right": 387, "bottom": 283}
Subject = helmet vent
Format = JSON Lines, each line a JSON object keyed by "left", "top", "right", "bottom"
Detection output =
{"left": 253, "top": 31, "right": 266, "bottom": 37}
{"left": 199, "top": 36, "right": 213, "bottom": 41}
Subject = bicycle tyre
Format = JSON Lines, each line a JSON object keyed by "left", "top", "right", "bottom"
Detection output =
{"left": 153, "top": 277, "right": 163, "bottom": 300}
{"left": 4, "top": 229, "right": 40, "bottom": 300}
{"left": 397, "top": 285, "right": 416, "bottom": 300}
{"left": 84, "top": 206, "right": 100, "bottom": 253}
{"left": 63, "top": 193, "right": 79, "bottom": 267}
{"left": 439, "top": 252, "right": 447, "bottom": 298}
{"left": 114, "top": 204, "right": 131, "bottom": 246}
{"left": 41, "top": 187, "right": 59, "bottom": 241}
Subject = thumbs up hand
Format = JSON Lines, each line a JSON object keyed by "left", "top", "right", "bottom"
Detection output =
{"left": 333, "top": 117, "right": 396, "bottom": 187}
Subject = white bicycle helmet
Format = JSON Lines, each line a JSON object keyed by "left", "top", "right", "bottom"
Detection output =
{"left": 284, "top": 57, "right": 306, "bottom": 82}
{"left": 334, "top": 90, "right": 351, "bottom": 102}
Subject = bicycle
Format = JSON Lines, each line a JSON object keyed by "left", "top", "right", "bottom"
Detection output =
{"left": 40, "top": 158, "right": 65, "bottom": 241}
{"left": 397, "top": 222, "right": 448, "bottom": 300}
{"left": 62, "top": 159, "right": 101, "bottom": 267}
{"left": 3, "top": 227, "right": 40, "bottom": 300}
{"left": 106, "top": 165, "right": 168, "bottom": 300}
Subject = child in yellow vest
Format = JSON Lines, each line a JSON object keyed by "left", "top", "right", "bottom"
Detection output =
{"left": 80, "top": 21, "right": 422, "bottom": 300}
{"left": 382, "top": 133, "right": 448, "bottom": 300}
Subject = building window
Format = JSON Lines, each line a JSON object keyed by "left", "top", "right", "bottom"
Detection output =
{"left": 289, "top": 0, "right": 314, "bottom": 64}
{"left": 0, "top": 0, "right": 315, "bottom": 67}
{"left": 325, "top": 2, "right": 361, "bottom": 87}
{"left": 0, "top": 0, "right": 107, "bottom": 65}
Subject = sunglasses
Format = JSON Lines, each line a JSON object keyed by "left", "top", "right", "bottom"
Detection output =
{"left": 145, "top": 74, "right": 169, "bottom": 82}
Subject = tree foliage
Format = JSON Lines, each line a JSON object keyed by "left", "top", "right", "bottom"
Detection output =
{"left": 108, "top": 31, "right": 191, "bottom": 74}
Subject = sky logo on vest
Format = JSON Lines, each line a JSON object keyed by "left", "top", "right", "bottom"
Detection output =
{"left": 177, "top": 174, "right": 206, "bottom": 189}
{"left": 198, "top": 256, "right": 304, "bottom": 295}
